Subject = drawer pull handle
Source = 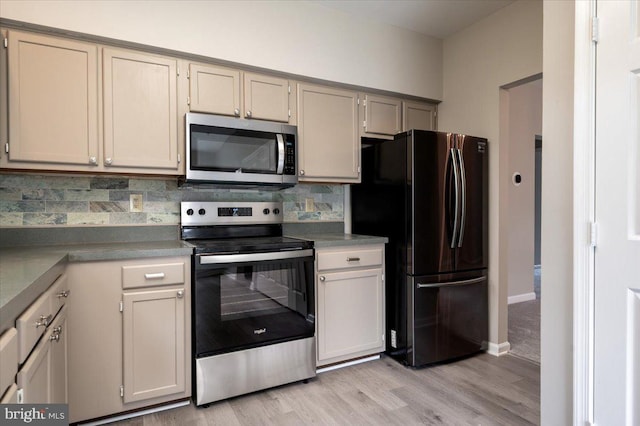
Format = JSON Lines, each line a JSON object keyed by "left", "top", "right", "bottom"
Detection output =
{"left": 177, "top": 289, "right": 184, "bottom": 298}
{"left": 57, "top": 290, "right": 71, "bottom": 298}
{"left": 319, "top": 276, "right": 326, "bottom": 282}
{"left": 144, "top": 273, "right": 166, "bottom": 280}
{"left": 36, "top": 314, "right": 52, "bottom": 328}
{"left": 346, "top": 257, "right": 361, "bottom": 262}
{"left": 49, "top": 326, "right": 62, "bottom": 342}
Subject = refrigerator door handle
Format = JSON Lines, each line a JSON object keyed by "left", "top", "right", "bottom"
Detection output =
{"left": 416, "top": 276, "right": 485, "bottom": 289}
{"left": 457, "top": 148, "right": 466, "bottom": 248}
{"left": 450, "top": 147, "right": 460, "bottom": 249}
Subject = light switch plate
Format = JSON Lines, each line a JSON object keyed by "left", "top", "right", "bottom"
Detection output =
{"left": 305, "top": 198, "right": 314, "bottom": 212}
{"left": 130, "top": 194, "right": 143, "bottom": 212}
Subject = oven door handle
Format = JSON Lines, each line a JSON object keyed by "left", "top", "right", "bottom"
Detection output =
{"left": 198, "top": 249, "right": 314, "bottom": 264}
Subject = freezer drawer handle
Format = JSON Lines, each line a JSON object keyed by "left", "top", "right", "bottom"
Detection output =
{"left": 417, "top": 276, "right": 485, "bottom": 289}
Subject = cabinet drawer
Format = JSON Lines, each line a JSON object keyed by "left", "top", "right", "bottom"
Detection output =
{"left": 0, "top": 328, "right": 18, "bottom": 397}
{"left": 16, "top": 291, "right": 50, "bottom": 364}
{"left": 317, "top": 247, "right": 383, "bottom": 271}
{"left": 49, "top": 274, "right": 70, "bottom": 317}
{"left": 122, "top": 262, "right": 185, "bottom": 289}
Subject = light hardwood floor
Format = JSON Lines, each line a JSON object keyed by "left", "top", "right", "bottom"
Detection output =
{"left": 113, "top": 353, "right": 539, "bottom": 426}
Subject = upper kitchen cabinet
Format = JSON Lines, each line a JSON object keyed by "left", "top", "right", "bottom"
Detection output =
{"left": 297, "top": 83, "right": 360, "bottom": 183}
{"left": 1, "top": 30, "right": 99, "bottom": 169}
{"left": 403, "top": 100, "right": 437, "bottom": 131}
{"left": 243, "top": 72, "right": 292, "bottom": 123}
{"left": 1, "top": 30, "right": 183, "bottom": 175}
{"left": 187, "top": 64, "right": 293, "bottom": 123}
{"left": 359, "top": 93, "right": 402, "bottom": 140}
{"left": 102, "top": 48, "right": 180, "bottom": 172}
{"left": 188, "top": 63, "right": 241, "bottom": 117}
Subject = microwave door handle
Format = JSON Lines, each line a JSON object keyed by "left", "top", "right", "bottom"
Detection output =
{"left": 276, "top": 134, "right": 285, "bottom": 174}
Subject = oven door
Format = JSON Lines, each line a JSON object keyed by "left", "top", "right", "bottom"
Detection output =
{"left": 194, "top": 249, "right": 315, "bottom": 358}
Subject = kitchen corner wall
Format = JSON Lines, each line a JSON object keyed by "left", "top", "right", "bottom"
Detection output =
{"left": 0, "top": 173, "right": 344, "bottom": 227}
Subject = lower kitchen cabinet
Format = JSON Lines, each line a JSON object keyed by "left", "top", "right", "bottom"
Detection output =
{"left": 66, "top": 256, "right": 190, "bottom": 424}
{"left": 315, "top": 244, "right": 385, "bottom": 367}
{"left": 16, "top": 306, "right": 67, "bottom": 404}
{"left": 122, "top": 287, "right": 186, "bottom": 403}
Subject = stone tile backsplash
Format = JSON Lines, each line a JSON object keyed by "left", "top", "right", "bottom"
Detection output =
{"left": 0, "top": 173, "right": 344, "bottom": 226}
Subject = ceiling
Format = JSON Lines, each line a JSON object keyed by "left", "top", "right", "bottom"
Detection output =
{"left": 311, "top": 0, "right": 515, "bottom": 39}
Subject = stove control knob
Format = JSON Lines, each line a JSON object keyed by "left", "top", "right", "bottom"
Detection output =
{"left": 273, "top": 208, "right": 280, "bottom": 215}
{"left": 263, "top": 208, "right": 270, "bottom": 215}
{"left": 186, "top": 209, "right": 194, "bottom": 216}
{"left": 198, "top": 208, "right": 206, "bottom": 215}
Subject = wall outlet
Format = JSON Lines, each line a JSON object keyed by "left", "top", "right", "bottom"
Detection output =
{"left": 305, "top": 198, "right": 314, "bottom": 212}
{"left": 130, "top": 194, "right": 143, "bottom": 212}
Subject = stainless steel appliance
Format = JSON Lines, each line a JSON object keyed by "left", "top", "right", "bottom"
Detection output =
{"left": 181, "top": 202, "right": 315, "bottom": 405}
{"left": 184, "top": 113, "right": 298, "bottom": 188}
{"left": 351, "top": 130, "right": 488, "bottom": 367}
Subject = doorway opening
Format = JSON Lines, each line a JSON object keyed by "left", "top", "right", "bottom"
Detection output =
{"left": 501, "top": 76, "right": 542, "bottom": 364}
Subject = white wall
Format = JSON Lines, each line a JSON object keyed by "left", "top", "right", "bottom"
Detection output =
{"left": 506, "top": 79, "right": 542, "bottom": 301}
{"left": 0, "top": 0, "right": 443, "bottom": 100}
{"left": 541, "top": 0, "right": 575, "bottom": 423}
{"left": 439, "top": 0, "right": 543, "bottom": 348}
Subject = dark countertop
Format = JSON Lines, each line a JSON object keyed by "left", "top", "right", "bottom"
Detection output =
{"left": 286, "top": 233, "right": 388, "bottom": 248}
{"left": 0, "top": 240, "right": 193, "bottom": 334}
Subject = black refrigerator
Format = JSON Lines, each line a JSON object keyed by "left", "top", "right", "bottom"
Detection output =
{"left": 352, "top": 130, "right": 488, "bottom": 367}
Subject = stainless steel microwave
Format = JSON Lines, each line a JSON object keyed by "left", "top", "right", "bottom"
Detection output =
{"left": 185, "top": 113, "right": 298, "bottom": 189}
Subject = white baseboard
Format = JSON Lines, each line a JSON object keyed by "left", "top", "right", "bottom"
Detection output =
{"left": 508, "top": 292, "right": 537, "bottom": 305}
{"left": 487, "top": 341, "right": 511, "bottom": 357}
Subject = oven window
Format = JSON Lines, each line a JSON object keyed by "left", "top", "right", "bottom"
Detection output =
{"left": 190, "top": 126, "right": 277, "bottom": 173}
{"left": 194, "top": 257, "right": 315, "bottom": 357}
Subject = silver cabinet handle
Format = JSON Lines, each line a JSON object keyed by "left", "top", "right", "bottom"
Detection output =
{"left": 319, "top": 276, "right": 325, "bottom": 282}
{"left": 144, "top": 272, "right": 165, "bottom": 280}
{"left": 177, "top": 289, "right": 184, "bottom": 298}
{"left": 346, "top": 257, "right": 360, "bottom": 262}
{"left": 299, "top": 170, "right": 305, "bottom": 176}
{"left": 89, "top": 156, "right": 97, "bottom": 165}
{"left": 246, "top": 110, "right": 252, "bottom": 118}
{"left": 57, "top": 290, "right": 71, "bottom": 298}
{"left": 105, "top": 157, "right": 113, "bottom": 166}
{"left": 36, "top": 314, "right": 52, "bottom": 328}
{"left": 234, "top": 108, "right": 240, "bottom": 116}
{"left": 49, "top": 326, "right": 62, "bottom": 342}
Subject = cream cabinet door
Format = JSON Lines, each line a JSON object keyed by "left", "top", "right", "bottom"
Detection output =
{"left": 403, "top": 100, "right": 437, "bottom": 131}
{"left": 361, "top": 93, "right": 402, "bottom": 139}
{"left": 16, "top": 331, "right": 50, "bottom": 404}
{"left": 243, "top": 72, "right": 290, "bottom": 122}
{"left": 297, "top": 83, "right": 359, "bottom": 183}
{"left": 316, "top": 268, "right": 384, "bottom": 363}
{"left": 188, "top": 63, "right": 241, "bottom": 117}
{"left": 49, "top": 308, "right": 67, "bottom": 404}
{"left": 122, "top": 287, "right": 185, "bottom": 403}
{"left": 4, "top": 30, "right": 99, "bottom": 168}
{"left": 103, "top": 48, "right": 179, "bottom": 172}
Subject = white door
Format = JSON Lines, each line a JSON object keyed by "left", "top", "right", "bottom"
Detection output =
{"left": 594, "top": 1, "right": 640, "bottom": 424}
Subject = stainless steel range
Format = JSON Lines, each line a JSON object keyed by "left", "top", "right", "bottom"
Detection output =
{"left": 181, "top": 201, "right": 316, "bottom": 406}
